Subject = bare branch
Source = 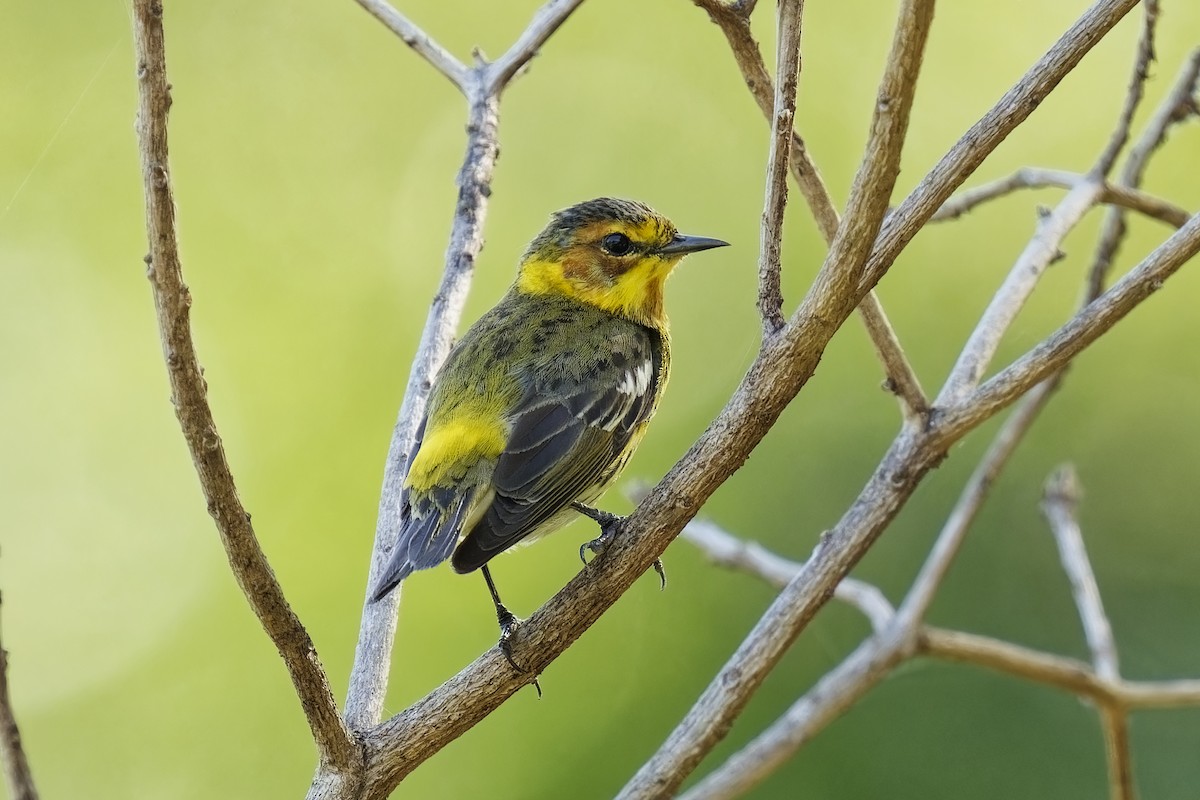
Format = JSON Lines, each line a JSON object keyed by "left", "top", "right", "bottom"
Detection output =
{"left": 1100, "top": 709, "right": 1137, "bottom": 800}
{"left": 860, "top": 0, "right": 1142, "bottom": 294}
{"left": 680, "top": 518, "right": 895, "bottom": 633}
{"left": 679, "top": 625, "right": 911, "bottom": 800}
{"left": 929, "top": 167, "right": 1191, "bottom": 227}
{"left": 344, "top": 89, "right": 501, "bottom": 731}
{"left": 858, "top": 294, "right": 929, "bottom": 422}
{"left": 0, "top": 606, "right": 38, "bottom": 800}
{"left": 1042, "top": 466, "right": 1135, "bottom": 800}
{"left": 921, "top": 628, "right": 1200, "bottom": 708}
{"left": 632, "top": 128, "right": 1193, "bottom": 800}
{"left": 939, "top": 211, "right": 1200, "bottom": 438}
{"left": 131, "top": 0, "right": 358, "bottom": 775}
{"left": 814, "top": 0, "right": 935, "bottom": 300}
{"left": 1089, "top": 48, "right": 1200, "bottom": 298}
{"left": 343, "top": 0, "right": 588, "bottom": 736}
{"left": 1043, "top": 465, "right": 1119, "bottom": 677}
{"left": 1091, "top": 0, "right": 1159, "bottom": 177}
{"left": 621, "top": 2, "right": 937, "bottom": 794}
{"left": 352, "top": 0, "right": 468, "bottom": 91}
{"left": 486, "top": 0, "right": 588, "bottom": 91}
{"left": 694, "top": 0, "right": 929, "bottom": 421}
{"left": 937, "top": 179, "right": 1104, "bottom": 406}
{"left": 756, "top": 0, "right": 803, "bottom": 334}
{"left": 347, "top": 0, "right": 1144, "bottom": 789}
{"left": 684, "top": 370, "right": 1061, "bottom": 800}
{"left": 899, "top": 383, "right": 1059, "bottom": 621}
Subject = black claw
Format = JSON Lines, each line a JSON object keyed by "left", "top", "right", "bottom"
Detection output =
{"left": 482, "top": 565, "right": 541, "bottom": 695}
{"left": 496, "top": 607, "right": 523, "bottom": 670}
{"left": 496, "top": 610, "right": 542, "bottom": 696}
{"left": 573, "top": 502, "right": 624, "bottom": 565}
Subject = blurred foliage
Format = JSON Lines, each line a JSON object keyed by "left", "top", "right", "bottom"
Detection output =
{"left": 3, "top": 0, "right": 1200, "bottom": 798}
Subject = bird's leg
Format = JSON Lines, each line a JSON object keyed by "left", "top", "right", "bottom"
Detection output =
{"left": 572, "top": 502, "right": 666, "bottom": 590}
{"left": 481, "top": 565, "right": 541, "bottom": 696}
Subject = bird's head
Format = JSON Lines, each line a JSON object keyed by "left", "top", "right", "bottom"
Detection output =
{"left": 515, "top": 198, "right": 728, "bottom": 329}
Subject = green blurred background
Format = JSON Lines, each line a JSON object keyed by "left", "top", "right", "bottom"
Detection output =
{"left": 4, "top": 0, "right": 1200, "bottom": 797}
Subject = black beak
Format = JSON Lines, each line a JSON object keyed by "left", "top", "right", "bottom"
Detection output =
{"left": 657, "top": 233, "right": 730, "bottom": 256}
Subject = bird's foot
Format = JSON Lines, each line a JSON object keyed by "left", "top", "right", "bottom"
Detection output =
{"left": 496, "top": 604, "right": 541, "bottom": 697}
{"left": 572, "top": 502, "right": 667, "bottom": 590}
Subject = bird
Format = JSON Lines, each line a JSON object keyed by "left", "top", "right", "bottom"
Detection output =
{"left": 371, "top": 197, "right": 728, "bottom": 670}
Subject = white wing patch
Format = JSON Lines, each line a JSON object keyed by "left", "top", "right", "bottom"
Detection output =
{"left": 617, "top": 359, "right": 653, "bottom": 398}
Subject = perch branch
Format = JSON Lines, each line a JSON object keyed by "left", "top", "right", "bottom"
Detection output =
{"left": 131, "top": 0, "right": 359, "bottom": 775}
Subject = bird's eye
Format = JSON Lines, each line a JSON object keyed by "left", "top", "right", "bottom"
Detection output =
{"left": 600, "top": 232, "right": 635, "bottom": 256}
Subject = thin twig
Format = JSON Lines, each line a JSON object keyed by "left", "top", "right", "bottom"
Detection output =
{"left": 756, "top": 0, "right": 803, "bottom": 334}
{"left": 929, "top": 167, "right": 1190, "bottom": 227}
{"left": 1043, "top": 465, "right": 1118, "bottom": 677}
{"left": 485, "top": 0, "right": 588, "bottom": 91}
{"left": 131, "top": 0, "right": 359, "bottom": 776}
{"left": 680, "top": 624, "right": 912, "bottom": 800}
{"left": 1099, "top": 710, "right": 1137, "bottom": 800}
{"left": 1088, "top": 48, "right": 1200, "bottom": 299}
{"left": 920, "top": 628, "right": 1200, "bottom": 709}
{"left": 859, "top": 0, "right": 1142, "bottom": 294}
{"left": 681, "top": 518, "right": 895, "bottom": 633}
{"left": 812, "top": 0, "right": 936, "bottom": 306}
{"left": 858, "top": 294, "right": 929, "bottom": 422}
{"left": 937, "top": 179, "right": 1104, "bottom": 406}
{"left": 693, "top": 0, "right": 929, "bottom": 421}
{"left": 0, "top": 608, "right": 38, "bottom": 800}
{"left": 1091, "top": 0, "right": 1158, "bottom": 177}
{"left": 939, "top": 211, "right": 1200, "bottom": 437}
{"left": 352, "top": 0, "right": 468, "bottom": 91}
{"left": 1042, "top": 465, "right": 1134, "bottom": 800}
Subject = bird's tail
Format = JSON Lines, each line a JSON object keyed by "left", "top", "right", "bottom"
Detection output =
{"left": 370, "top": 488, "right": 475, "bottom": 602}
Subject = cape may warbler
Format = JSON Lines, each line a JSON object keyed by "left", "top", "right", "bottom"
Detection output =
{"left": 372, "top": 198, "right": 727, "bottom": 663}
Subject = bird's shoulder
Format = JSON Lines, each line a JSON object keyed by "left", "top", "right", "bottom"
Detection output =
{"left": 444, "top": 290, "right": 665, "bottom": 396}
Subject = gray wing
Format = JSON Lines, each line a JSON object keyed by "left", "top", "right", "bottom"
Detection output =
{"left": 449, "top": 337, "right": 661, "bottom": 573}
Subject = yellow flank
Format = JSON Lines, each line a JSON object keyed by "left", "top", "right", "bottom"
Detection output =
{"left": 517, "top": 256, "right": 674, "bottom": 323}
{"left": 405, "top": 415, "right": 507, "bottom": 491}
